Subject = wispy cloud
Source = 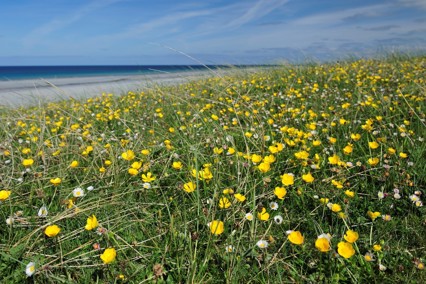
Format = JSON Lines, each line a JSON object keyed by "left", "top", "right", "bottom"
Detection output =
{"left": 226, "top": 0, "right": 289, "bottom": 29}
{"left": 23, "top": 0, "right": 124, "bottom": 46}
{"left": 398, "top": 0, "right": 426, "bottom": 10}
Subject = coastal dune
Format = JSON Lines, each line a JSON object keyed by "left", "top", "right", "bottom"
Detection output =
{"left": 0, "top": 70, "right": 214, "bottom": 107}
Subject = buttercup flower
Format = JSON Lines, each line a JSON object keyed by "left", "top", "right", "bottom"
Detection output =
{"left": 85, "top": 215, "right": 99, "bottom": 230}
{"left": 172, "top": 161, "right": 183, "bottom": 170}
{"left": 315, "top": 234, "right": 331, "bottom": 252}
{"left": 367, "top": 211, "right": 381, "bottom": 220}
{"left": 281, "top": 173, "right": 294, "bottom": 186}
{"left": 344, "top": 230, "right": 359, "bottom": 243}
{"left": 0, "top": 190, "right": 11, "bottom": 201}
{"left": 337, "top": 241, "right": 355, "bottom": 258}
{"left": 70, "top": 160, "right": 79, "bottom": 168}
{"left": 141, "top": 172, "right": 156, "bottom": 183}
{"left": 274, "top": 186, "right": 287, "bottom": 199}
{"left": 121, "top": 150, "right": 135, "bottom": 161}
{"left": 100, "top": 247, "right": 117, "bottom": 264}
{"left": 257, "top": 208, "right": 270, "bottom": 221}
{"left": 209, "top": 220, "right": 224, "bottom": 235}
{"left": 50, "top": 178, "right": 62, "bottom": 186}
{"left": 183, "top": 181, "right": 196, "bottom": 193}
{"left": 302, "top": 173, "right": 314, "bottom": 183}
{"left": 287, "top": 230, "right": 304, "bottom": 245}
{"left": 22, "top": 158, "right": 34, "bottom": 167}
{"left": 234, "top": 193, "right": 246, "bottom": 202}
{"left": 219, "top": 197, "right": 231, "bottom": 209}
{"left": 44, "top": 224, "right": 61, "bottom": 237}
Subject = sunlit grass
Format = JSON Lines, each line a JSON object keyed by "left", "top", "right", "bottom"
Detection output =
{"left": 0, "top": 56, "right": 425, "bottom": 283}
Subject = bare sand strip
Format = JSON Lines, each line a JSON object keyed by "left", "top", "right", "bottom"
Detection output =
{"left": 0, "top": 70, "right": 217, "bottom": 108}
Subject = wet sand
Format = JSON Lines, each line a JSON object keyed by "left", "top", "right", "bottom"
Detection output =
{"left": 0, "top": 70, "right": 216, "bottom": 107}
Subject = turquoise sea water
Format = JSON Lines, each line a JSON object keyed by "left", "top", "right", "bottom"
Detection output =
{"left": 0, "top": 65, "right": 226, "bottom": 81}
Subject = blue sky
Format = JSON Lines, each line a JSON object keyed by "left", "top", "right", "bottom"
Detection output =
{"left": 0, "top": 0, "right": 425, "bottom": 65}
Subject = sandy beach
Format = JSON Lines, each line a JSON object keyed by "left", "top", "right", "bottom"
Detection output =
{"left": 0, "top": 70, "right": 216, "bottom": 107}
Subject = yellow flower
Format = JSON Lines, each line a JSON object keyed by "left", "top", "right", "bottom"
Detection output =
{"left": 302, "top": 173, "right": 314, "bottom": 183}
{"left": 367, "top": 211, "right": 381, "bottom": 220}
{"left": 209, "top": 220, "right": 224, "bottom": 235}
{"left": 387, "top": 147, "right": 396, "bottom": 155}
{"left": 0, "top": 190, "right": 11, "bottom": 201}
{"left": 219, "top": 197, "right": 231, "bottom": 209}
{"left": 319, "top": 197, "right": 329, "bottom": 204}
{"left": 343, "top": 145, "right": 353, "bottom": 155}
{"left": 328, "top": 154, "right": 340, "bottom": 165}
{"left": 85, "top": 215, "right": 99, "bottom": 231}
{"left": 141, "top": 149, "right": 150, "bottom": 155}
{"left": 44, "top": 224, "right": 61, "bottom": 237}
{"left": 50, "top": 178, "right": 62, "bottom": 186}
{"left": 257, "top": 208, "right": 270, "bottom": 221}
{"left": 22, "top": 158, "right": 34, "bottom": 167}
{"left": 344, "top": 190, "right": 355, "bottom": 198}
{"left": 274, "top": 187, "right": 287, "bottom": 199}
{"left": 258, "top": 162, "right": 271, "bottom": 173}
{"left": 287, "top": 231, "right": 304, "bottom": 245}
{"left": 227, "top": 147, "right": 236, "bottom": 155}
{"left": 121, "top": 150, "right": 135, "bottom": 161}
{"left": 330, "top": 203, "right": 342, "bottom": 212}
{"left": 312, "top": 140, "right": 322, "bottom": 146}
{"left": 315, "top": 236, "right": 331, "bottom": 252}
{"left": 128, "top": 168, "right": 139, "bottom": 176}
{"left": 399, "top": 152, "right": 408, "bottom": 159}
{"left": 368, "top": 157, "right": 380, "bottom": 166}
{"left": 172, "top": 161, "right": 183, "bottom": 170}
{"left": 100, "top": 248, "right": 117, "bottom": 264}
{"left": 131, "top": 161, "right": 142, "bottom": 169}
{"left": 344, "top": 230, "right": 359, "bottom": 243}
{"left": 337, "top": 241, "right": 355, "bottom": 258}
{"left": 263, "top": 154, "right": 276, "bottom": 164}
{"left": 141, "top": 172, "right": 156, "bottom": 183}
{"left": 223, "top": 188, "right": 234, "bottom": 195}
{"left": 234, "top": 193, "right": 246, "bottom": 202}
{"left": 213, "top": 147, "right": 223, "bottom": 154}
{"left": 70, "top": 160, "right": 79, "bottom": 168}
{"left": 294, "top": 150, "right": 309, "bottom": 160}
{"left": 281, "top": 173, "right": 294, "bottom": 186}
{"left": 368, "top": 141, "right": 380, "bottom": 149}
{"left": 183, "top": 181, "right": 196, "bottom": 193}
{"left": 251, "top": 154, "right": 262, "bottom": 164}
{"left": 373, "top": 244, "right": 382, "bottom": 251}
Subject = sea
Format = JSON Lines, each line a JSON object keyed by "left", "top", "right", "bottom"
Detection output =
{"left": 0, "top": 65, "right": 226, "bottom": 81}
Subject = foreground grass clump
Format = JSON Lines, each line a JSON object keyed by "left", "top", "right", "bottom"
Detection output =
{"left": 0, "top": 56, "right": 425, "bottom": 283}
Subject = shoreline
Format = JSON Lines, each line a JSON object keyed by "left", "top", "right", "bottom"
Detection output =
{"left": 0, "top": 70, "right": 219, "bottom": 107}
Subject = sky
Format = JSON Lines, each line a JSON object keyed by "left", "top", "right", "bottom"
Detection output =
{"left": 0, "top": 0, "right": 425, "bottom": 65}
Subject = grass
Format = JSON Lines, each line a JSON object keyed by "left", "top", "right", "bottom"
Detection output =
{"left": 0, "top": 55, "right": 425, "bottom": 283}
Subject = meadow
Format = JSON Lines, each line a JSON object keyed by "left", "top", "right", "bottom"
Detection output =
{"left": 0, "top": 55, "right": 425, "bottom": 283}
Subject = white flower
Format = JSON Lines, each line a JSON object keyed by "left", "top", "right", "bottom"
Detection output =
{"left": 87, "top": 186, "right": 95, "bottom": 191}
{"left": 72, "top": 187, "right": 85, "bottom": 198}
{"left": 225, "top": 245, "right": 235, "bottom": 253}
{"left": 394, "top": 193, "right": 401, "bottom": 199}
{"left": 378, "top": 191, "right": 385, "bottom": 199}
{"left": 410, "top": 194, "right": 420, "bottom": 203}
{"left": 256, "top": 240, "right": 268, "bottom": 249}
{"left": 38, "top": 205, "right": 48, "bottom": 217}
{"left": 318, "top": 233, "right": 332, "bottom": 241}
{"left": 6, "top": 217, "right": 14, "bottom": 225}
{"left": 25, "top": 262, "right": 36, "bottom": 277}
{"left": 269, "top": 202, "right": 279, "bottom": 210}
{"left": 274, "top": 215, "right": 283, "bottom": 224}
{"left": 245, "top": 213, "right": 253, "bottom": 221}
{"left": 379, "top": 264, "right": 387, "bottom": 271}
{"left": 142, "top": 182, "right": 151, "bottom": 189}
